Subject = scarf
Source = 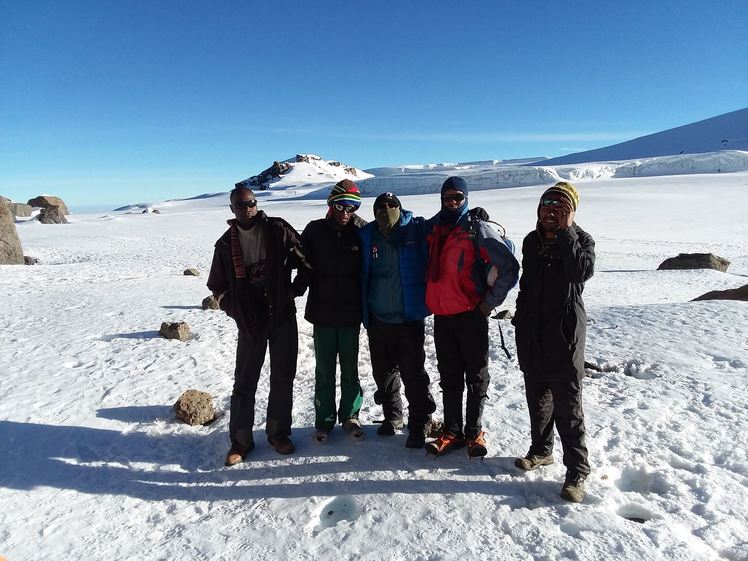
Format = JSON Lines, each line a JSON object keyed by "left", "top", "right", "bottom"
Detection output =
{"left": 229, "top": 220, "right": 246, "bottom": 279}
{"left": 375, "top": 207, "right": 400, "bottom": 236}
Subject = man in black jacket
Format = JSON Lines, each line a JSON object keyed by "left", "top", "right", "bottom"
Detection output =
{"left": 512, "top": 181, "right": 595, "bottom": 503}
{"left": 293, "top": 180, "right": 366, "bottom": 443}
{"left": 208, "top": 185, "right": 307, "bottom": 465}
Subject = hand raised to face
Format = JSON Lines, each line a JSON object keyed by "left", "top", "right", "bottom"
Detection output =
{"left": 556, "top": 198, "right": 575, "bottom": 230}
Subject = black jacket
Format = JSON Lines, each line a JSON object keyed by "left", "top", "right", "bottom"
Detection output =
{"left": 293, "top": 214, "right": 366, "bottom": 327}
{"left": 513, "top": 224, "right": 595, "bottom": 381}
{"left": 207, "top": 211, "right": 305, "bottom": 336}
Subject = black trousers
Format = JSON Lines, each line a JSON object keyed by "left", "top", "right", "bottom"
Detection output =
{"left": 523, "top": 376, "right": 590, "bottom": 476}
{"left": 229, "top": 314, "right": 298, "bottom": 446}
{"left": 367, "top": 316, "right": 436, "bottom": 432}
{"left": 434, "top": 309, "right": 490, "bottom": 439}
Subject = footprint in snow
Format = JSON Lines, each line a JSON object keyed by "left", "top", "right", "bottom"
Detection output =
{"left": 617, "top": 503, "right": 658, "bottom": 524}
{"left": 314, "top": 496, "right": 359, "bottom": 531}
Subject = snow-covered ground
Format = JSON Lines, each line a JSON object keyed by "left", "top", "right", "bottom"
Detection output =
{"left": 1, "top": 165, "right": 747, "bottom": 560}
{"left": 539, "top": 107, "right": 748, "bottom": 165}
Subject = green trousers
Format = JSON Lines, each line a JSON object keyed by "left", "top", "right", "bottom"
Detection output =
{"left": 313, "top": 325, "right": 363, "bottom": 430}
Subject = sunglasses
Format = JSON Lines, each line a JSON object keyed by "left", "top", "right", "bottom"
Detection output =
{"left": 375, "top": 201, "right": 399, "bottom": 210}
{"left": 231, "top": 199, "right": 257, "bottom": 209}
{"left": 540, "top": 198, "right": 563, "bottom": 207}
{"left": 333, "top": 203, "right": 357, "bottom": 214}
{"left": 442, "top": 193, "right": 465, "bottom": 203}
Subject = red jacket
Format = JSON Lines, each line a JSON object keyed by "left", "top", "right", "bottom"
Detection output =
{"left": 426, "top": 217, "right": 519, "bottom": 316}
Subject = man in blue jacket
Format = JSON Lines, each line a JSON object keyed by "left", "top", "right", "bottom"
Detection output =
{"left": 358, "top": 192, "right": 436, "bottom": 449}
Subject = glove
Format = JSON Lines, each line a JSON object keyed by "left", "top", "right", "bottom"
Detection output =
{"left": 469, "top": 207, "right": 489, "bottom": 221}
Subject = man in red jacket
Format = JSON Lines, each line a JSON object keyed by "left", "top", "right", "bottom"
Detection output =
{"left": 424, "top": 176, "right": 519, "bottom": 458}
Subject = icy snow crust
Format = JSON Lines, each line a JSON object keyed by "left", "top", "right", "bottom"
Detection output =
{"left": 2, "top": 158, "right": 748, "bottom": 560}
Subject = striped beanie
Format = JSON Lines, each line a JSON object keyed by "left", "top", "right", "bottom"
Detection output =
{"left": 543, "top": 181, "right": 580, "bottom": 210}
{"left": 328, "top": 179, "right": 362, "bottom": 207}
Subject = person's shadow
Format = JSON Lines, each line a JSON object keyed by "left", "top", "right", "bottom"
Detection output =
{"left": 0, "top": 417, "right": 558, "bottom": 506}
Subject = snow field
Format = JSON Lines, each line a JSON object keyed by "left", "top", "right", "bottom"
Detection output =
{"left": 1, "top": 171, "right": 747, "bottom": 560}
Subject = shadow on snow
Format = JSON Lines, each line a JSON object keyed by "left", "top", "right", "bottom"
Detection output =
{"left": 0, "top": 420, "right": 560, "bottom": 507}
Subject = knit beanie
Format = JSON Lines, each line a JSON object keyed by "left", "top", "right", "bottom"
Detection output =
{"left": 373, "top": 192, "right": 402, "bottom": 211}
{"left": 439, "top": 176, "right": 469, "bottom": 225}
{"left": 441, "top": 176, "right": 469, "bottom": 198}
{"left": 542, "top": 181, "right": 579, "bottom": 211}
{"left": 328, "top": 179, "right": 362, "bottom": 207}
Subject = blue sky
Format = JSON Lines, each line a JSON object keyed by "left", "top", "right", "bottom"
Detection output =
{"left": 2, "top": 1, "right": 746, "bottom": 209}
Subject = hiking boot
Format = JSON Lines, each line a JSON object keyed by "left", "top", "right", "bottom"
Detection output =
{"left": 405, "top": 430, "right": 426, "bottom": 449}
{"left": 514, "top": 453, "right": 554, "bottom": 471}
{"left": 267, "top": 436, "right": 295, "bottom": 455}
{"left": 376, "top": 419, "right": 404, "bottom": 436}
{"left": 466, "top": 431, "right": 488, "bottom": 458}
{"left": 313, "top": 429, "right": 330, "bottom": 443}
{"left": 425, "top": 431, "right": 466, "bottom": 456}
{"left": 224, "top": 440, "right": 255, "bottom": 466}
{"left": 560, "top": 473, "right": 587, "bottom": 503}
{"left": 342, "top": 418, "right": 364, "bottom": 440}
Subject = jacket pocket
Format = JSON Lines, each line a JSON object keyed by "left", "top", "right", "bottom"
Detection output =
{"left": 561, "top": 310, "right": 577, "bottom": 350}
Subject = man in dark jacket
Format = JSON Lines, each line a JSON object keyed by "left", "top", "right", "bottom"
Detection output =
{"left": 294, "top": 180, "right": 366, "bottom": 443}
{"left": 424, "top": 177, "right": 519, "bottom": 458}
{"left": 208, "top": 185, "right": 307, "bottom": 465}
{"left": 512, "top": 181, "right": 595, "bottom": 503}
{"left": 358, "top": 192, "right": 437, "bottom": 449}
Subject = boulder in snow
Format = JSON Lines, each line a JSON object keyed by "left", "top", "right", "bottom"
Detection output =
{"left": 183, "top": 268, "right": 200, "bottom": 276}
{"left": 657, "top": 253, "right": 729, "bottom": 272}
{"left": 0, "top": 202, "right": 24, "bottom": 264}
{"left": 159, "top": 321, "right": 190, "bottom": 341}
{"left": 24, "top": 256, "right": 39, "bottom": 265}
{"left": 202, "top": 295, "right": 220, "bottom": 310}
{"left": 174, "top": 389, "right": 215, "bottom": 425}
{"left": 1, "top": 197, "right": 33, "bottom": 218}
{"left": 27, "top": 195, "right": 70, "bottom": 216}
{"left": 38, "top": 205, "right": 68, "bottom": 224}
{"left": 692, "top": 284, "right": 748, "bottom": 302}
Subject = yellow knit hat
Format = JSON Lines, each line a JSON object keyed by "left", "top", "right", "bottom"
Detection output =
{"left": 543, "top": 181, "right": 579, "bottom": 210}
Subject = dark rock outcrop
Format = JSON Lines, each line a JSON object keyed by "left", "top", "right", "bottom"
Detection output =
{"left": 237, "top": 160, "right": 292, "bottom": 191}
{"left": 38, "top": 206, "right": 68, "bottom": 224}
{"left": 657, "top": 253, "right": 730, "bottom": 272}
{"left": 202, "top": 295, "right": 219, "bottom": 310}
{"left": 24, "top": 256, "right": 39, "bottom": 265}
{"left": 0, "top": 202, "right": 24, "bottom": 264}
{"left": 692, "top": 284, "right": 748, "bottom": 302}
{"left": 159, "top": 321, "right": 190, "bottom": 341}
{"left": 27, "top": 195, "right": 70, "bottom": 216}
{"left": 183, "top": 268, "right": 200, "bottom": 276}
{"left": 174, "top": 389, "right": 215, "bottom": 425}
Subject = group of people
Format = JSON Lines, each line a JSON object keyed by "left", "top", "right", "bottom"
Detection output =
{"left": 207, "top": 176, "right": 595, "bottom": 503}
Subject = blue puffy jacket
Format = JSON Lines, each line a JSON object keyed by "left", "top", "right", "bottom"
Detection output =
{"left": 358, "top": 210, "right": 432, "bottom": 328}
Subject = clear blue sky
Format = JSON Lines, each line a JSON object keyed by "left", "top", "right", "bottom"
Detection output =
{"left": 2, "top": 1, "right": 746, "bottom": 209}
